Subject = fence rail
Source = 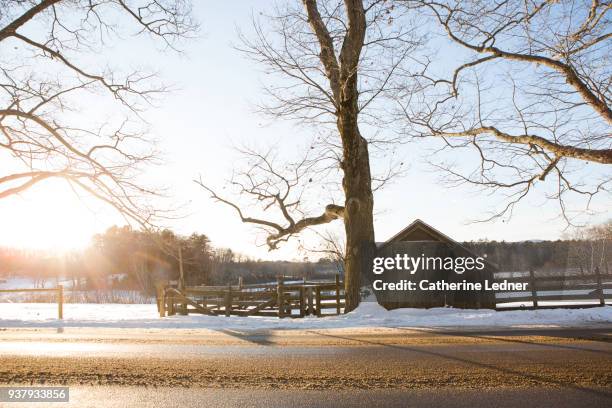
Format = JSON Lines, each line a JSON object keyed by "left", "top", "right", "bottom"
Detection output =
{"left": 158, "top": 275, "right": 344, "bottom": 318}
{"left": 495, "top": 267, "right": 610, "bottom": 310}
{"left": 0, "top": 286, "right": 63, "bottom": 319}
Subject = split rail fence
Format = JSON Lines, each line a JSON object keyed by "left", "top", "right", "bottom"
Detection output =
{"left": 0, "top": 286, "right": 64, "bottom": 319}
{"left": 158, "top": 275, "right": 345, "bottom": 318}
{"left": 495, "top": 267, "right": 611, "bottom": 310}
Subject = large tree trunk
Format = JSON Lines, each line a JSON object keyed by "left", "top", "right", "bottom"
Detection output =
{"left": 336, "top": 0, "right": 373, "bottom": 313}
{"left": 338, "top": 113, "right": 375, "bottom": 312}
{"left": 304, "top": 0, "right": 374, "bottom": 312}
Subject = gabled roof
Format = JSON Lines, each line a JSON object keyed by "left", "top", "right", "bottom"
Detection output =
{"left": 383, "top": 219, "right": 459, "bottom": 246}
{"left": 379, "top": 219, "right": 498, "bottom": 269}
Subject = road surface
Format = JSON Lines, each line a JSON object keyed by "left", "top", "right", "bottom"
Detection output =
{"left": 0, "top": 325, "right": 610, "bottom": 407}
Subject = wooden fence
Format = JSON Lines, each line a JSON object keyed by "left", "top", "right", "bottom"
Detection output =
{"left": 495, "top": 267, "right": 611, "bottom": 310}
{"left": 0, "top": 286, "right": 63, "bottom": 319}
{"left": 158, "top": 275, "right": 344, "bottom": 318}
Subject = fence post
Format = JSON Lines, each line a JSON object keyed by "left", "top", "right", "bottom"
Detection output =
{"left": 277, "top": 276, "right": 285, "bottom": 318}
{"left": 299, "top": 286, "right": 305, "bottom": 318}
{"left": 307, "top": 287, "right": 314, "bottom": 316}
{"left": 57, "top": 285, "right": 63, "bottom": 320}
{"left": 159, "top": 287, "right": 166, "bottom": 318}
{"left": 595, "top": 267, "right": 605, "bottom": 306}
{"left": 179, "top": 298, "right": 187, "bottom": 315}
{"left": 178, "top": 247, "right": 187, "bottom": 315}
{"left": 301, "top": 277, "right": 308, "bottom": 317}
{"left": 316, "top": 286, "right": 321, "bottom": 317}
{"left": 335, "top": 274, "right": 341, "bottom": 315}
{"left": 167, "top": 289, "right": 175, "bottom": 316}
{"left": 225, "top": 284, "right": 232, "bottom": 317}
{"left": 529, "top": 270, "right": 538, "bottom": 309}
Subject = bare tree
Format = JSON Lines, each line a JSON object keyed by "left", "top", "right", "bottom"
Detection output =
{"left": 565, "top": 219, "right": 611, "bottom": 273}
{"left": 299, "top": 229, "right": 346, "bottom": 274}
{"left": 0, "top": 1, "right": 196, "bottom": 226}
{"left": 199, "top": 0, "right": 422, "bottom": 311}
{"left": 399, "top": 0, "right": 611, "bottom": 223}
{"left": 196, "top": 147, "right": 343, "bottom": 249}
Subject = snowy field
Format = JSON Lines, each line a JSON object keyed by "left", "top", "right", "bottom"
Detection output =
{"left": 0, "top": 302, "right": 610, "bottom": 330}
{"left": 0, "top": 277, "right": 154, "bottom": 303}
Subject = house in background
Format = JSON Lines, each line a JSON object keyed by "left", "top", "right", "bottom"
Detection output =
{"left": 374, "top": 219, "right": 497, "bottom": 310}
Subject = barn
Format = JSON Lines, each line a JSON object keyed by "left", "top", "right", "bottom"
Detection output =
{"left": 373, "top": 219, "right": 497, "bottom": 310}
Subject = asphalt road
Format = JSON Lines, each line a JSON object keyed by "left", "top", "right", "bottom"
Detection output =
{"left": 0, "top": 326, "right": 610, "bottom": 407}
{"left": 4, "top": 386, "right": 611, "bottom": 408}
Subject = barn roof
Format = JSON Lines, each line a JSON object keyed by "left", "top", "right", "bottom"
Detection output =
{"left": 378, "top": 219, "right": 498, "bottom": 269}
{"left": 383, "top": 219, "right": 458, "bottom": 246}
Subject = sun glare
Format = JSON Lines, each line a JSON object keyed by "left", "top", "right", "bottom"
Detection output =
{"left": 0, "top": 181, "right": 111, "bottom": 251}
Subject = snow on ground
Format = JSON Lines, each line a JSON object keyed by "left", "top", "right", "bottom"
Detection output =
{"left": 0, "top": 302, "right": 610, "bottom": 330}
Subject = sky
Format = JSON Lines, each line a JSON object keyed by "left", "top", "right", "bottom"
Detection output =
{"left": 0, "top": 1, "right": 609, "bottom": 259}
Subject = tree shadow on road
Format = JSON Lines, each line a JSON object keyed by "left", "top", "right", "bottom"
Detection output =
{"left": 214, "top": 329, "right": 276, "bottom": 346}
{"left": 406, "top": 327, "right": 612, "bottom": 356}
{"left": 306, "top": 329, "right": 612, "bottom": 400}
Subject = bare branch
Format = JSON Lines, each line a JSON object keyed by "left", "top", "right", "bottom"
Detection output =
{"left": 0, "top": 1, "right": 197, "bottom": 226}
{"left": 432, "top": 126, "right": 612, "bottom": 164}
{"left": 399, "top": 0, "right": 611, "bottom": 224}
{"left": 195, "top": 167, "right": 344, "bottom": 251}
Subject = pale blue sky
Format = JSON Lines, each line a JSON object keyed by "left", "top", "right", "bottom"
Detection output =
{"left": 0, "top": 1, "right": 609, "bottom": 259}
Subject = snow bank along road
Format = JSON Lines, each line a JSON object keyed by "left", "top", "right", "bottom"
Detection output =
{"left": 1, "top": 302, "right": 611, "bottom": 329}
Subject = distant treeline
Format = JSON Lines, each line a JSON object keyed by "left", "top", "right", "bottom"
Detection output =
{"left": 463, "top": 221, "right": 611, "bottom": 274}
{"left": 0, "top": 226, "right": 339, "bottom": 295}
{"left": 1, "top": 223, "right": 610, "bottom": 294}
{"left": 463, "top": 239, "right": 610, "bottom": 274}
